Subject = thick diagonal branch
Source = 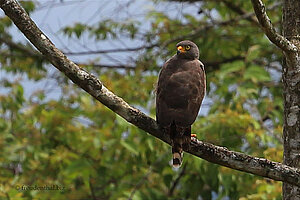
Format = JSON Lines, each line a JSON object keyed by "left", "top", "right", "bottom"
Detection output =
{"left": 1, "top": 0, "right": 300, "bottom": 187}
{"left": 251, "top": 0, "right": 298, "bottom": 52}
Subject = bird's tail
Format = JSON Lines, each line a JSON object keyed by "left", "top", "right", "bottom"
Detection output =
{"left": 172, "top": 140, "right": 183, "bottom": 168}
{"left": 170, "top": 122, "right": 191, "bottom": 168}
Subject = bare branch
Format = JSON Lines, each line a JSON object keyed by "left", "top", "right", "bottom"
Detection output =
{"left": 78, "top": 56, "right": 245, "bottom": 71}
{"left": 0, "top": 34, "right": 43, "bottom": 58}
{"left": 221, "top": 0, "right": 260, "bottom": 26}
{"left": 251, "top": 0, "right": 298, "bottom": 52}
{"left": 1, "top": 0, "right": 300, "bottom": 187}
{"left": 159, "top": 2, "right": 283, "bottom": 49}
{"left": 58, "top": 2, "right": 282, "bottom": 56}
{"left": 222, "top": 1, "right": 282, "bottom": 27}
{"left": 174, "top": 0, "right": 281, "bottom": 29}
{"left": 76, "top": 63, "right": 136, "bottom": 70}
{"left": 0, "top": 33, "right": 244, "bottom": 71}
{"left": 0, "top": 35, "right": 136, "bottom": 70}
{"left": 89, "top": 176, "right": 97, "bottom": 200}
{"left": 168, "top": 163, "right": 187, "bottom": 196}
{"left": 128, "top": 153, "right": 168, "bottom": 200}
{"left": 64, "top": 44, "right": 157, "bottom": 55}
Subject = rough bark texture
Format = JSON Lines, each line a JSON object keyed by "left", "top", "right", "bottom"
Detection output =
{"left": 282, "top": 0, "right": 300, "bottom": 199}
{"left": 1, "top": 0, "right": 300, "bottom": 188}
{"left": 252, "top": 0, "right": 300, "bottom": 198}
{"left": 251, "top": 0, "right": 297, "bottom": 52}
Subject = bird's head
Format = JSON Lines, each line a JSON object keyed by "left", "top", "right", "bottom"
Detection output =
{"left": 176, "top": 40, "right": 199, "bottom": 60}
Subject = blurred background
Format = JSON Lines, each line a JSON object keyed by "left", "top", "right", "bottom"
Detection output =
{"left": 0, "top": 0, "right": 283, "bottom": 199}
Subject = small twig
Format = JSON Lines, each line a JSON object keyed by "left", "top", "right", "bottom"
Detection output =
{"left": 168, "top": 163, "right": 187, "bottom": 196}
{"left": 0, "top": 33, "right": 43, "bottom": 58}
{"left": 64, "top": 44, "right": 158, "bottom": 55}
{"left": 50, "top": 2, "right": 283, "bottom": 56}
{"left": 127, "top": 167, "right": 152, "bottom": 200}
{"left": 251, "top": 0, "right": 298, "bottom": 52}
{"left": 76, "top": 63, "right": 136, "bottom": 70}
{"left": 221, "top": 0, "right": 260, "bottom": 26}
{"left": 128, "top": 153, "right": 168, "bottom": 200}
{"left": 0, "top": 34, "right": 245, "bottom": 71}
{"left": 89, "top": 176, "right": 97, "bottom": 200}
{"left": 160, "top": 2, "right": 281, "bottom": 49}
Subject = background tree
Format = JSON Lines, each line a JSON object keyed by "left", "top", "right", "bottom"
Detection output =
{"left": 0, "top": 0, "right": 298, "bottom": 199}
{"left": 280, "top": 0, "right": 300, "bottom": 199}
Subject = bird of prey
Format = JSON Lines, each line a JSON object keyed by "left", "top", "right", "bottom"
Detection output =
{"left": 156, "top": 40, "right": 206, "bottom": 168}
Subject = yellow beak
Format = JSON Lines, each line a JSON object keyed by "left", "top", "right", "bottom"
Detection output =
{"left": 177, "top": 45, "right": 185, "bottom": 53}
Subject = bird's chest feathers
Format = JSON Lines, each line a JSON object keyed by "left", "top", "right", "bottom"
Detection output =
{"left": 164, "top": 60, "right": 200, "bottom": 81}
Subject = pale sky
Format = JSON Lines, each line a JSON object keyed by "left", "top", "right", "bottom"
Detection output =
{"left": 0, "top": 0, "right": 210, "bottom": 114}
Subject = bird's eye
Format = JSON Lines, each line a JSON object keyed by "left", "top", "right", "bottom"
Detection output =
{"left": 185, "top": 45, "right": 191, "bottom": 50}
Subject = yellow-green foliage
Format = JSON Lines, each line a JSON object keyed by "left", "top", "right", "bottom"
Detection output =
{"left": 0, "top": 0, "right": 283, "bottom": 199}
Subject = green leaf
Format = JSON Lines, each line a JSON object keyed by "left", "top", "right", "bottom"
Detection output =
{"left": 20, "top": 1, "right": 35, "bottom": 13}
{"left": 0, "top": 1, "right": 284, "bottom": 199}
{"left": 73, "top": 23, "right": 86, "bottom": 38}
{"left": 65, "top": 159, "right": 93, "bottom": 179}
{"left": 244, "top": 65, "right": 271, "bottom": 83}
{"left": 218, "top": 61, "right": 245, "bottom": 79}
{"left": 163, "top": 174, "right": 172, "bottom": 187}
{"left": 120, "top": 140, "right": 139, "bottom": 156}
{"left": 246, "top": 45, "right": 261, "bottom": 62}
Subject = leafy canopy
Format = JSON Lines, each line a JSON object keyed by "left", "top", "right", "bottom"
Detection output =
{"left": 0, "top": 0, "right": 282, "bottom": 199}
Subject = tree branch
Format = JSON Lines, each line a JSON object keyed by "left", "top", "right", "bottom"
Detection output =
{"left": 1, "top": 0, "right": 300, "bottom": 187}
{"left": 89, "top": 176, "right": 97, "bottom": 200}
{"left": 79, "top": 56, "right": 245, "bottom": 71}
{"left": 0, "top": 33, "right": 245, "bottom": 71}
{"left": 128, "top": 153, "right": 168, "bottom": 200}
{"left": 53, "top": 2, "right": 282, "bottom": 56}
{"left": 221, "top": 0, "right": 260, "bottom": 26}
{"left": 159, "top": 2, "right": 283, "bottom": 50}
{"left": 0, "top": 35, "right": 137, "bottom": 70}
{"left": 168, "top": 163, "right": 187, "bottom": 196}
{"left": 81, "top": 64, "right": 132, "bottom": 71}
{"left": 0, "top": 33, "right": 43, "bottom": 58}
{"left": 63, "top": 44, "right": 158, "bottom": 55}
{"left": 251, "top": 0, "right": 298, "bottom": 52}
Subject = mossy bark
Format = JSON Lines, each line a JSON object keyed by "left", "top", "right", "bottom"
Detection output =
{"left": 282, "top": 0, "right": 300, "bottom": 199}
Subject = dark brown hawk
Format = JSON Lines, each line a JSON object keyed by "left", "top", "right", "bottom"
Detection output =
{"left": 156, "top": 40, "right": 206, "bottom": 168}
